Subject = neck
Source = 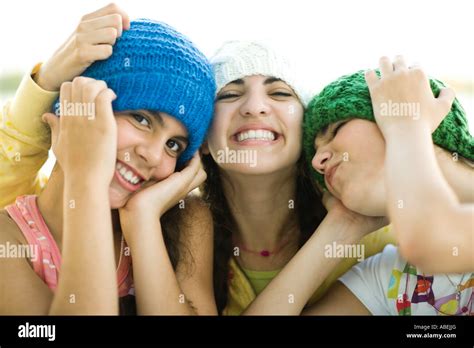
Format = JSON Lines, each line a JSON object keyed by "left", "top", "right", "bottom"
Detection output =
{"left": 221, "top": 165, "right": 299, "bottom": 252}
{"left": 435, "top": 147, "right": 474, "bottom": 203}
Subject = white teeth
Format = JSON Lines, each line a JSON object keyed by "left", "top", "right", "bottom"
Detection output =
{"left": 236, "top": 129, "right": 276, "bottom": 142}
{"left": 116, "top": 162, "right": 142, "bottom": 185}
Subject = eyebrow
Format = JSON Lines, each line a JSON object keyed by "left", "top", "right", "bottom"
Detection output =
{"left": 142, "top": 110, "right": 189, "bottom": 145}
{"left": 142, "top": 110, "right": 165, "bottom": 128}
{"left": 314, "top": 124, "right": 333, "bottom": 151}
{"left": 226, "top": 79, "right": 244, "bottom": 86}
{"left": 174, "top": 136, "right": 189, "bottom": 145}
{"left": 264, "top": 77, "right": 283, "bottom": 85}
{"left": 226, "top": 77, "right": 283, "bottom": 86}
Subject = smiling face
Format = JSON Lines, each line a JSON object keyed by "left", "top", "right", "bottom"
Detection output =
{"left": 108, "top": 110, "right": 188, "bottom": 208}
{"left": 206, "top": 75, "right": 304, "bottom": 174}
{"left": 312, "top": 118, "right": 386, "bottom": 216}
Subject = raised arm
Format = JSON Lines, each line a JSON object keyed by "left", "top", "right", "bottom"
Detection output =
{"left": 47, "top": 78, "right": 119, "bottom": 314}
{"left": 365, "top": 56, "right": 474, "bottom": 273}
{"left": 0, "top": 2, "right": 129, "bottom": 208}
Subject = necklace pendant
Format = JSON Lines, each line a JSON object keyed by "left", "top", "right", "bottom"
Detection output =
{"left": 260, "top": 250, "right": 270, "bottom": 257}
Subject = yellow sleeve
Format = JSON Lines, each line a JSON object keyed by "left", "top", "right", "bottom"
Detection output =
{"left": 0, "top": 63, "right": 58, "bottom": 208}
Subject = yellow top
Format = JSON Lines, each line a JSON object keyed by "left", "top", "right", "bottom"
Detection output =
{"left": 0, "top": 64, "right": 57, "bottom": 208}
{"left": 241, "top": 267, "right": 282, "bottom": 295}
{"left": 223, "top": 225, "right": 396, "bottom": 315}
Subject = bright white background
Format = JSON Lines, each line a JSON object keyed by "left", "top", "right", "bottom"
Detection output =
{"left": 1, "top": 0, "right": 473, "bottom": 174}
{"left": 1, "top": 0, "right": 473, "bottom": 86}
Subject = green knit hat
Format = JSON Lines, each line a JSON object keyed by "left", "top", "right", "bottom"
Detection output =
{"left": 303, "top": 70, "right": 474, "bottom": 189}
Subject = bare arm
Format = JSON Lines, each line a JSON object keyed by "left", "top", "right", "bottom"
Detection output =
{"left": 302, "top": 281, "right": 370, "bottom": 315}
{"left": 365, "top": 56, "right": 474, "bottom": 273}
{"left": 47, "top": 78, "right": 120, "bottom": 315}
{"left": 384, "top": 127, "right": 474, "bottom": 273}
{"left": 128, "top": 197, "right": 216, "bottom": 315}
{"left": 49, "top": 182, "right": 118, "bottom": 315}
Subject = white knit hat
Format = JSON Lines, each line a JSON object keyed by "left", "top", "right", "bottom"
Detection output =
{"left": 210, "top": 40, "right": 310, "bottom": 107}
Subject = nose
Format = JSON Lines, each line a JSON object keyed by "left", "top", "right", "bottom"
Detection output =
{"left": 135, "top": 137, "right": 165, "bottom": 168}
{"left": 312, "top": 149, "right": 332, "bottom": 175}
{"left": 239, "top": 91, "right": 271, "bottom": 117}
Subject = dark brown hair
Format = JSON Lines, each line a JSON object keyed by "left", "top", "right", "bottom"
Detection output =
{"left": 201, "top": 152, "right": 327, "bottom": 314}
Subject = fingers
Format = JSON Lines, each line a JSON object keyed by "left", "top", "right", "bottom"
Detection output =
{"left": 176, "top": 152, "right": 206, "bottom": 191}
{"left": 80, "top": 27, "right": 119, "bottom": 46}
{"left": 82, "top": 79, "right": 108, "bottom": 104}
{"left": 393, "top": 55, "right": 407, "bottom": 70}
{"left": 79, "top": 44, "right": 114, "bottom": 63}
{"left": 188, "top": 167, "right": 207, "bottom": 191}
{"left": 379, "top": 56, "right": 393, "bottom": 77}
{"left": 81, "top": 3, "right": 130, "bottom": 30}
{"left": 59, "top": 82, "right": 72, "bottom": 119}
{"left": 79, "top": 13, "right": 124, "bottom": 37}
{"left": 94, "top": 88, "right": 117, "bottom": 121}
{"left": 42, "top": 112, "right": 60, "bottom": 148}
{"left": 437, "top": 87, "right": 456, "bottom": 115}
{"left": 364, "top": 69, "right": 379, "bottom": 88}
{"left": 42, "top": 112, "right": 60, "bottom": 134}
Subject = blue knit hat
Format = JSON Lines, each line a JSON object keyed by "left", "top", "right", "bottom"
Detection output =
{"left": 55, "top": 19, "right": 216, "bottom": 164}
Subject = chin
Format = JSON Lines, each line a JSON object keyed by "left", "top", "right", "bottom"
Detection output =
{"left": 340, "top": 190, "right": 385, "bottom": 217}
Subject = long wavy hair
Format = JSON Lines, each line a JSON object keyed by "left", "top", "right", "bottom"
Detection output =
{"left": 201, "top": 151, "right": 327, "bottom": 314}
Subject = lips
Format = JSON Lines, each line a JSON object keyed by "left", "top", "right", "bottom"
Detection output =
{"left": 325, "top": 162, "right": 340, "bottom": 191}
{"left": 231, "top": 124, "right": 281, "bottom": 145}
{"left": 114, "top": 160, "right": 146, "bottom": 192}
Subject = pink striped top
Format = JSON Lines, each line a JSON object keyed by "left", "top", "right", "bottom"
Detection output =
{"left": 5, "top": 195, "right": 134, "bottom": 297}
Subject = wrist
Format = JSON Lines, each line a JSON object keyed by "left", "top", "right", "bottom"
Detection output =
{"left": 33, "top": 66, "right": 59, "bottom": 92}
{"left": 382, "top": 119, "right": 431, "bottom": 141}
{"left": 320, "top": 212, "right": 364, "bottom": 244}
{"left": 64, "top": 173, "right": 111, "bottom": 193}
{"left": 124, "top": 218, "right": 163, "bottom": 250}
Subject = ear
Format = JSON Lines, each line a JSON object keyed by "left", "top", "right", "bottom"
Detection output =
{"left": 200, "top": 141, "right": 210, "bottom": 155}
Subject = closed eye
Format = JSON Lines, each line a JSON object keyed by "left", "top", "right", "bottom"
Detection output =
{"left": 216, "top": 93, "right": 241, "bottom": 101}
{"left": 332, "top": 121, "right": 347, "bottom": 138}
{"left": 270, "top": 92, "right": 293, "bottom": 97}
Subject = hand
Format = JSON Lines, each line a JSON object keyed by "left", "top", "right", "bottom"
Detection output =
{"left": 365, "top": 56, "right": 455, "bottom": 138}
{"left": 42, "top": 77, "right": 117, "bottom": 186}
{"left": 323, "top": 191, "right": 388, "bottom": 241}
{"left": 34, "top": 3, "right": 130, "bottom": 91}
{"left": 118, "top": 153, "right": 207, "bottom": 241}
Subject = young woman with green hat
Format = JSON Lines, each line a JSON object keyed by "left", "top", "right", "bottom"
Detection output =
{"left": 298, "top": 56, "right": 473, "bottom": 315}
{"left": 0, "top": 4, "right": 217, "bottom": 315}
